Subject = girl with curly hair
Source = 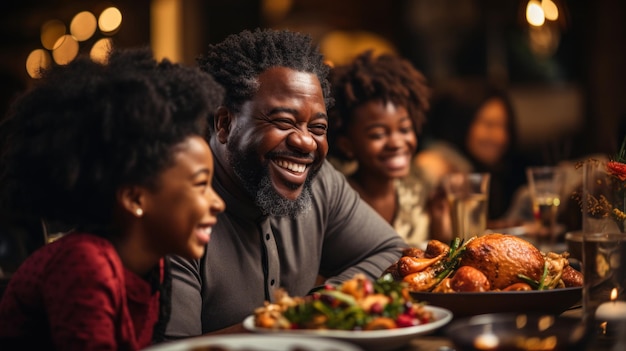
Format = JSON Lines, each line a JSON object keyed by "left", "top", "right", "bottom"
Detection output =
{"left": 0, "top": 47, "right": 225, "bottom": 350}
{"left": 327, "top": 50, "right": 433, "bottom": 246}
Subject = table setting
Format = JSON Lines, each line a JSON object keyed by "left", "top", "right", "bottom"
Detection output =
{"left": 144, "top": 232, "right": 590, "bottom": 351}
{"left": 143, "top": 141, "right": 626, "bottom": 351}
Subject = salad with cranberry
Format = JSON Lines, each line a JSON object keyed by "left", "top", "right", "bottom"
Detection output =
{"left": 253, "top": 273, "right": 434, "bottom": 331}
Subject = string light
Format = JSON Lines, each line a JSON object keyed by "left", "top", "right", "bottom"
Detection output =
{"left": 99, "top": 7, "right": 123, "bottom": 34}
{"left": 523, "top": 0, "right": 565, "bottom": 58}
{"left": 542, "top": 0, "right": 559, "bottom": 21}
{"left": 526, "top": 0, "right": 545, "bottom": 27}
{"left": 26, "top": 6, "right": 122, "bottom": 78}
{"left": 70, "top": 11, "right": 97, "bottom": 42}
{"left": 25, "top": 49, "right": 52, "bottom": 79}
{"left": 526, "top": 0, "right": 561, "bottom": 27}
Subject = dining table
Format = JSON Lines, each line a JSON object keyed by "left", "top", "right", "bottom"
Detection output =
{"left": 393, "top": 306, "right": 617, "bottom": 351}
{"left": 200, "top": 305, "right": 616, "bottom": 351}
{"left": 189, "top": 235, "right": 601, "bottom": 351}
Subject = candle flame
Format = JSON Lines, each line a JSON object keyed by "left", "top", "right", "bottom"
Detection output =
{"left": 611, "top": 288, "right": 618, "bottom": 301}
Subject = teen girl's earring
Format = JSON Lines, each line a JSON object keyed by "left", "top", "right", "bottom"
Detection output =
{"left": 135, "top": 208, "right": 143, "bottom": 217}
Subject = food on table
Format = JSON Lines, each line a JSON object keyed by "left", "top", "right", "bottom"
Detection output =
{"left": 460, "top": 234, "right": 545, "bottom": 290}
{"left": 560, "top": 264, "right": 583, "bottom": 286}
{"left": 252, "top": 273, "right": 435, "bottom": 330}
{"left": 447, "top": 266, "right": 491, "bottom": 292}
{"left": 384, "top": 233, "right": 583, "bottom": 292}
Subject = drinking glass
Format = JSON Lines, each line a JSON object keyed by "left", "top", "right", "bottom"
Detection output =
{"left": 442, "top": 172, "right": 490, "bottom": 241}
{"left": 526, "top": 166, "right": 564, "bottom": 250}
{"left": 581, "top": 159, "right": 626, "bottom": 348}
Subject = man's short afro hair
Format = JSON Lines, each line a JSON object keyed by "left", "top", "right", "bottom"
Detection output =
{"left": 197, "top": 28, "right": 333, "bottom": 114}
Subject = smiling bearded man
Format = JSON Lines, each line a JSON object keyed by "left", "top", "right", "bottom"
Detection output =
{"left": 217, "top": 62, "right": 329, "bottom": 218}
{"left": 164, "top": 28, "right": 408, "bottom": 337}
{"left": 225, "top": 97, "right": 320, "bottom": 217}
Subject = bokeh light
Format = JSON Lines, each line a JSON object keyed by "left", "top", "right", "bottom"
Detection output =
{"left": 26, "top": 7, "right": 123, "bottom": 77}
{"left": 40, "top": 20, "right": 66, "bottom": 50}
{"left": 542, "top": 0, "right": 559, "bottom": 21}
{"left": 526, "top": 1, "right": 545, "bottom": 27}
{"left": 99, "top": 7, "right": 122, "bottom": 34}
{"left": 52, "top": 35, "right": 79, "bottom": 65}
{"left": 70, "top": 11, "right": 97, "bottom": 42}
{"left": 320, "top": 30, "right": 396, "bottom": 66}
{"left": 90, "top": 38, "right": 113, "bottom": 64}
{"left": 26, "top": 49, "right": 52, "bottom": 78}
{"left": 262, "top": 0, "right": 293, "bottom": 24}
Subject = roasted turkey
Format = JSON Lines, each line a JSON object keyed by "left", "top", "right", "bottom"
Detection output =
{"left": 385, "top": 233, "right": 583, "bottom": 292}
{"left": 460, "top": 233, "right": 544, "bottom": 290}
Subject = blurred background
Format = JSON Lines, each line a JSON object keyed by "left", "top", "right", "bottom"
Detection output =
{"left": 0, "top": 0, "right": 625, "bottom": 162}
{"left": 0, "top": 0, "right": 624, "bottom": 278}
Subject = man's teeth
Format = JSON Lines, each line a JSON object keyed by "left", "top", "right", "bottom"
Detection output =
{"left": 275, "top": 160, "right": 306, "bottom": 173}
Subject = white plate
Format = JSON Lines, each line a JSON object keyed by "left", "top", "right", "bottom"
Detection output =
{"left": 143, "top": 334, "right": 363, "bottom": 351}
{"left": 243, "top": 305, "right": 453, "bottom": 351}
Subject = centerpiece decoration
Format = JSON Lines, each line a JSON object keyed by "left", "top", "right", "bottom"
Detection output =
{"left": 578, "top": 135, "right": 626, "bottom": 345}
{"left": 577, "top": 136, "right": 626, "bottom": 233}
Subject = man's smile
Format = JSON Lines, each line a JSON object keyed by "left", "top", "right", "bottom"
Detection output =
{"left": 273, "top": 159, "right": 308, "bottom": 174}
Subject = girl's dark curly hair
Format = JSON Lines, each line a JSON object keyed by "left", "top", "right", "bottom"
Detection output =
{"left": 0, "top": 47, "right": 224, "bottom": 344}
{"left": 0, "top": 47, "right": 223, "bottom": 229}
{"left": 197, "top": 27, "right": 333, "bottom": 130}
{"left": 327, "top": 50, "right": 430, "bottom": 161}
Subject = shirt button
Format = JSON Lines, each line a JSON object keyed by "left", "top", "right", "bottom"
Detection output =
{"left": 265, "top": 233, "right": 270, "bottom": 240}
{"left": 270, "top": 279, "right": 275, "bottom": 286}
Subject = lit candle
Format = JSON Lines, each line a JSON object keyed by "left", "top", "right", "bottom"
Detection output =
{"left": 596, "top": 288, "right": 626, "bottom": 321}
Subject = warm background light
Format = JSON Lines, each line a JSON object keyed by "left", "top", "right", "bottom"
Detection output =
{"left": 99, "top": 7, "right": 122, "bottom": 34}
{"left": 320, "top": 30, "right": 396, "bottom": 66}
{"left": 90, "top": 38, "right": 113, "bottom": 64}
{"left": 26, "top": 6, "right": 124, "bottom": 78}
{"left": 526, "top": 0, "right": 545, "bottom": 27}
{"left": 40, "top": 20, "right": 66, "bottom": 50}
{"left": 542, "top": 0, "right": 559, "bottom": 21}
{"left": 52, "top": 35, "right": 79, "bottom": 65}
{"left": 261, "top": 0, "right": 292, "bottom": 24}
{"left": 151, "top": 0, "right": 182, "bottom": 62}
{"left": 70, "top": 11, "right": 97, "bottom": 41}
{"left": 528, "top": 26, "right": 559, "bottom": 57}
{"left": 26, "top": 49, "right": 52, "bottom": 78}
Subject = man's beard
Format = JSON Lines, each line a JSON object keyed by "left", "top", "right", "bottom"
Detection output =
{"left": 254, "top": 176, "right": 313, "bottom": 218}
{"left": 227, "top": 142, "right": 318, "bottom": 218}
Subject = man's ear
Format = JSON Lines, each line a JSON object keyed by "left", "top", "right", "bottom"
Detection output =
{"left": 215, "top": 106, "right": 232, "bottom": 144}
{"left": 117, "top": 185, "right": 146, "bottom": 218}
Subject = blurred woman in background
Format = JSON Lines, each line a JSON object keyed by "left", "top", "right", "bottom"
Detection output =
{"left": 415, "top": 78, "right": 528, "bottom": 225}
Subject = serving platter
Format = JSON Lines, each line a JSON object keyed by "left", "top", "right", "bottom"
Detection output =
{"left": 143, "top": 334, "right": 364, "bottom": 351}
{"left": 243, "top": 305, "right": 453, "bottom": 351}
{"left": 411, "top": 287, "right": 582, "bottom": 318}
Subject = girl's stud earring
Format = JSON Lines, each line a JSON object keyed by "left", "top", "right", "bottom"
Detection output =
{"left": 135, "top": 208, "right": 143, "bottom": 217}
